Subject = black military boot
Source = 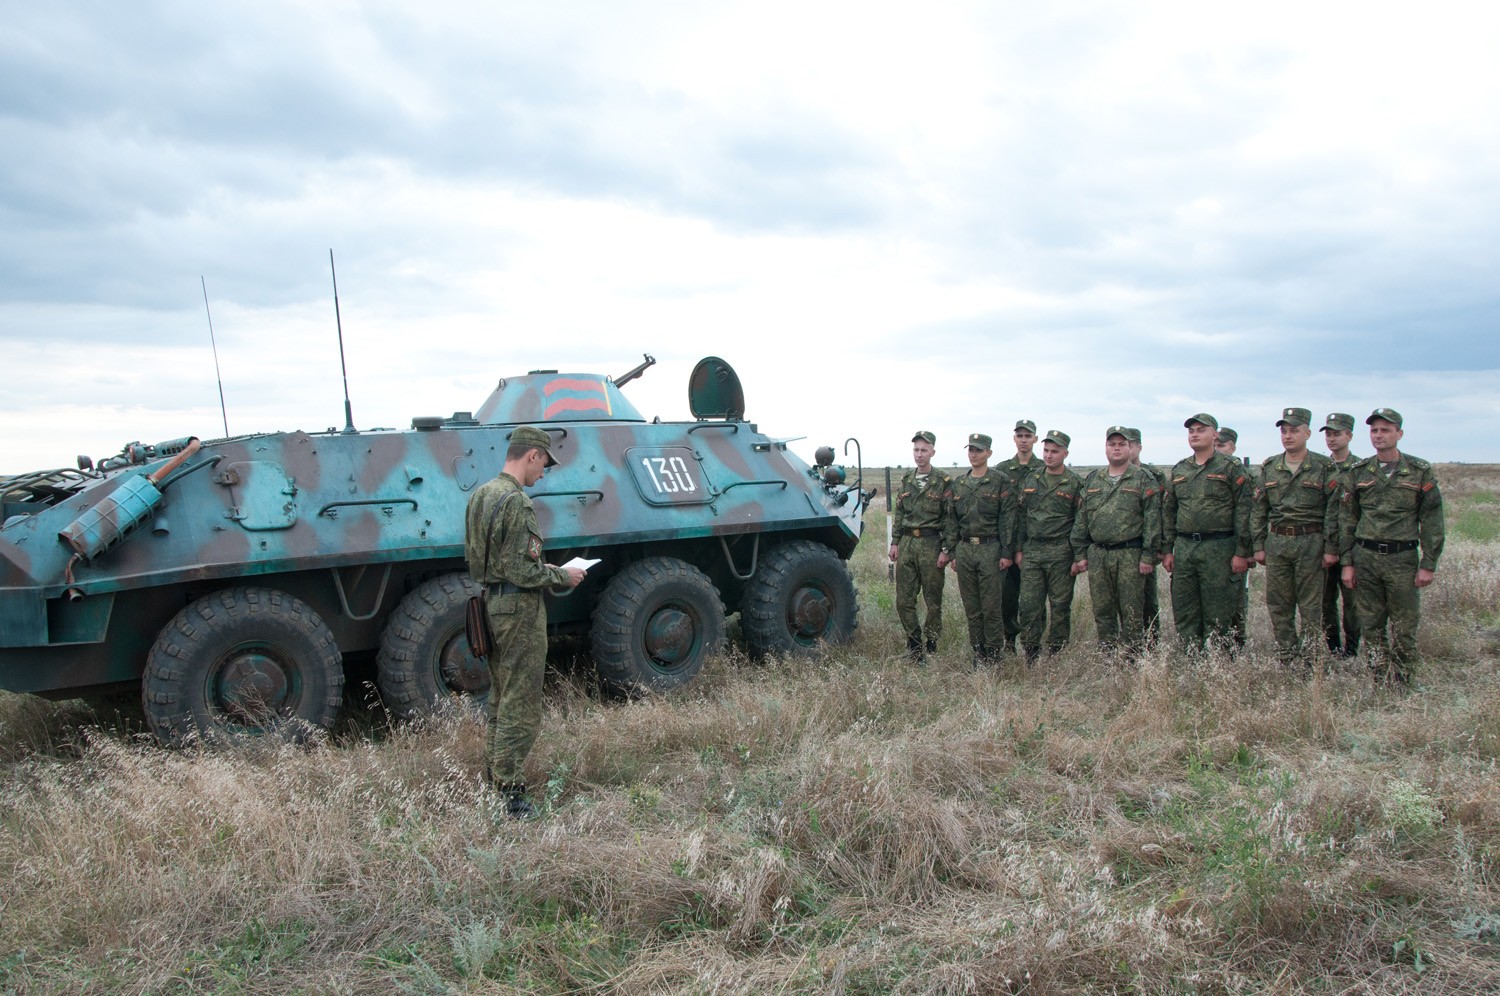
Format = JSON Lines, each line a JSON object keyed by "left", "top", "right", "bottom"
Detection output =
{"left": 1024, "top": 644, "right": 1040, "bottom": 667}
{"left": 906, "top": 635, "right": 925, "bottom": 662}
{"left": 972, "top": 645, "right": 987, "bottom": 670}
{"left": 925, "top": 638, "right": 938, "bottom": 657}
{"left": 494, "top": 781, "right": 536, "bottom": 821}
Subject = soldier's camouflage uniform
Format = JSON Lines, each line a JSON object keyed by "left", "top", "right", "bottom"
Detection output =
{"left": 893, "top": 467, "right": 958, "bottom": 653}
{"left": 997, "top": 454, "right": 1044, "bottom": 650}
{"left": 1017, "top": 468, "right": 1084, "bottom": 657}
{"left": 1251, "top": 452, "right": 1341, "bottom": 659}
{"left": 1340, "top": 454, "right": 1444, "bottom": 676}
{"left": 1322, "top": 452, "right": 1363, "bottom": 656}
{"left": 1136, "top": 462, "right": 1167, "bottom": 642}
{"left": 464, "top": 472, "right": 572, "bottom": 788}
{"left": 952, "top": 468, "right": 1017, "bottom": 659}
{"left": 1071, "top": 464, "right": 1162, "bottom": 653}
{"left": 1231, "top": 460, "right": 1257, "bottom": 648}
{"left": 1163, "top": 453, "right": 1252, "bottom": 650}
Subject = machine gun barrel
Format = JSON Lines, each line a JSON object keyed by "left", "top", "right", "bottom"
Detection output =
{"left": 613, "top": 353, "right": 656, "bottom": 388}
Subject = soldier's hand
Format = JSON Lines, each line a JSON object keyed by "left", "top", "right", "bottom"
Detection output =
{"left": 998, "top": 557, "right": 1013, "bottom": 570}
{"left": 1415, "top": 568, "right": 1436, "bottom": 588}
{"left": 1138, "top": 561, "right": 1153, "bottom": 576}
{"left": 1070, "top": 559, "right": 1087, "bottom": 576}
{"left": 1230, "top": 555, "right": 1249, "bottom": 575}
{"left": 563, "top": 567, "right": 587, "bottom": 588}
{"left": 1014, "top": 551, "right": 1024, "bottom": 567}
{"left": 1254, "top": 551, "right": 1266, "bottom": 565}
{"left": 1341, "top": 565, "right": 1356, "bottom": 589}
{"left": 1322, "top": 553, "right": 1339, "bottom": 568}
{"left": 1162, "top": 553, "right": 1174, "bottom": 573}
{"left": 888, "top": 544, "right": 898, "bottom": 563}
{"left": 937, "top": 551, "right": 952, "bottom": 568}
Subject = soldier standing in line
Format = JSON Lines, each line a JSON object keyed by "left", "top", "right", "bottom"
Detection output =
{"left": 464, "top": 425, "right": 588, "bottom": 819}
{"left": 888, "top": 431, "right": 957, "bottom": 661}
{"left": 1071, "top": 427, "right": 1163, "bottom": 657}
{"left": 1015, "top": 430, "right": 1084, "bottom": 665}
{"left": 998, "top": 419, "right": 1043, "bottom": 653}
{"left": 1215, "top": 427, "right": 1253, "bottom": 648}
{"left": 1125, "top": 427, "right": 1165, "bottom": 643}
{"left": 1250, "top": 408, "right": 1341, "bottom": 665}
{"left": 950, "top": 433, "right": 1017, "bottom": 667}
{"left": 1162, "top": 414, "right": 1252, "bottom": 652}
{"left": 1339, "top": 408, "right": 1444, "bottom": 684}
{"left": 1320, "top": 413, "right": 1363, "bottom": 657}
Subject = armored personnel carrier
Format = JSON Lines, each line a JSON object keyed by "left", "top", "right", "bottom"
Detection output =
{"left": 0, "top": 356, "right": 868, "bottom": 743}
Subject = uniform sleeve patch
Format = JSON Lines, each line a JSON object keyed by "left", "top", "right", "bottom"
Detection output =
{"left": 527, "top": 535, "right": 543, "bottom": 561}
{"left": 1422, "top": 482, "right": 1435, "bottom": 492}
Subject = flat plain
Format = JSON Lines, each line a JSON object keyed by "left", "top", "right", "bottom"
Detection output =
{"left": 2, "top": 464, "right": 1498, "bottom": 994}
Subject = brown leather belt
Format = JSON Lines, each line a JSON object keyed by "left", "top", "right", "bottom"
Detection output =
{"left": 1270, "top": 523, "right": 1322, "bottom": 536}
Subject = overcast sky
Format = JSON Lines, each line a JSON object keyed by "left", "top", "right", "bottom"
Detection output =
{"left": 3, "top": 0, "right": 1497, "bottom": 477}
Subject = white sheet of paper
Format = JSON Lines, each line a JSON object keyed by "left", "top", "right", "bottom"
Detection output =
{"left": 562, "top": 557, "right": 601, "bottom": 570}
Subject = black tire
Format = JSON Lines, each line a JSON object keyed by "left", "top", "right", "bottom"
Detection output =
{"left": 741, "top": 540, "right": 858, "bottom": 658}
{"left": 142, "top": 587, "right": 344, "bottom": 745}
{"left": 375, "top": 573, "right": 489, "bottom": 720}
{"left": 590, "top": 557, "right": 725, "bottom": 693}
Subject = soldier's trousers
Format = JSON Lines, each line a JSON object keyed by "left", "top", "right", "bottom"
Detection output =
{"left": 1143, "top": 564, "right": 1160, "bottom": 643}
{"left": 1170, "top": 535, "right": 1241, "bottom": 650}
{"left": 1352, "top": 545, "right": 1421, "bottom": 669}
{"left": 1087, "top": 545, "right": 1146, "bottom": 651}
{"left": 1231, "top": 569, "right": 1249, "bottom": 646}
{"left": 484, "top": 590, "right": 549, "bottom": 785}
{"left": 1001, "top": 562, "right": 1022, "bottom": 646}
{"left": 1019, "top": 543, "right": 1075, "bottom": 653}
{"left": 896, "top": 534, "right": 946, "bottom": 646}
{"left": 954, "top": 539, "right": 1005, "bottom": 650}
{"left": 1322, "top": 562, "right": 1360, "bottom": 655}
{"left": 1264, "top": 533, "right": 1326, "bottom": 656}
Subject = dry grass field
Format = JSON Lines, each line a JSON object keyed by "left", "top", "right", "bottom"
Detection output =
{"left": 2, "top": 464, "right": 1499, "bottom": 994}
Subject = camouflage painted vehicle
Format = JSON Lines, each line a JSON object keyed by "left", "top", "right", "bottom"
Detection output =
{"left": 0, "top": 356, "right": 868, "bottom": 743}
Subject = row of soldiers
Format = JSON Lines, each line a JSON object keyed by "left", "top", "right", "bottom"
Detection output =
{"left": 887, "top": 408, "right": 1444, "bottom": 681}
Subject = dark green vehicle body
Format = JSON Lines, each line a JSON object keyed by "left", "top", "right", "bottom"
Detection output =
{"left": 0, "top": 357, "right": 867, "bottom": 742}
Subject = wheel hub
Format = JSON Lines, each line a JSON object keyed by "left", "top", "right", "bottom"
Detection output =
{"left": 788, "top": 585, "right": 831, "bottom": 640}
{"left": 644, "top": 607, "right": 695, "bottom": 665}
{"left": 440, "top": 635, "right": 490, "bottom": 694}
{"left": 216, "top": 649, "right": 293, "bottom": 724}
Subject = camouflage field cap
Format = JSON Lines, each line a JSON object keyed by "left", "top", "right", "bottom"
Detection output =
{"left": 967, "top": 432, "right": 993, "bottom": 450}
{"left": 1014, "top": 419, "right": 1037, "bottom": 435}
{"left": 1276, "top": 407, "right": 1312, "bottom": 427}
{"left": 511, "top": 424, "right": 558, "bottom": 466}
{"left": 1184, "top": 413, "right": 1219, "bottom": 431}
{"left": 1122, "top": 427, "right": 1142, "bottom": 443}
{"left": 1044, "top": 429, "right": 1071, "bottom": 449}
{"left": 912, "top": 430, "right": 937, "bottom": 445}
{"left": 1366, "top": 407, "right": 1403, "bottom": 427}
{"left": 1321, "top": 412, "right": 1356, "bottom": 433}
{"left": 1217, "top": 427, "right": 1238, "bottom": 444}
{"left": 1105, "top": 425, "right": 1129, "bottom": 440}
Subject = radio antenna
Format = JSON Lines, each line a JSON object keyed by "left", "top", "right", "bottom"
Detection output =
{"left": 199, "top": 276, "right": 231, "bottom": 438}
{"left": 329, "top": 249, "right": 356, "bottom": 433}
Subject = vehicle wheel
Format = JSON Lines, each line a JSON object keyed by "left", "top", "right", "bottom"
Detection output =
{"left": 142, "top": 587, "right": 344, "bottom": 745}
{"left": 741, "top": 540, "right": 858, "bottom": 658}
{"left": 590, "top": 557, "right": 725, "bottom": 693}
{"left": 376, "top": 573, "right": 489, "bottom": 720}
